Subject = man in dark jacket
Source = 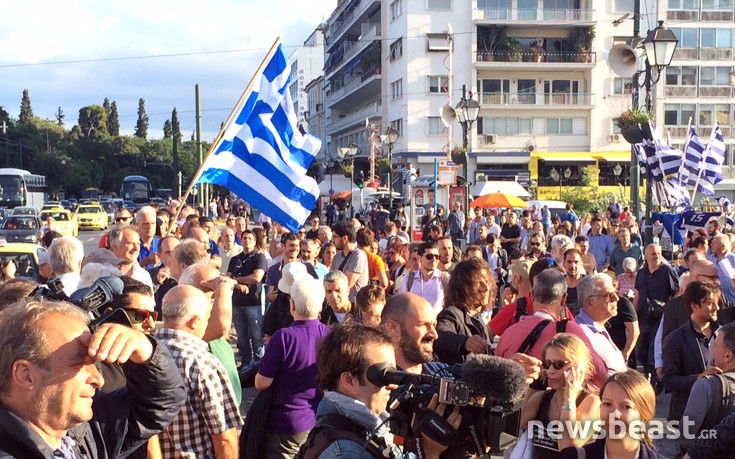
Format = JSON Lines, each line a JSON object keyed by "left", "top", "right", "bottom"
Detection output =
{"left": 0, "top": 298, "right": 186, "bottom": 458}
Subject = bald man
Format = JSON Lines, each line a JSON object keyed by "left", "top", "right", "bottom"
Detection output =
{"left": 156, "top": 286, "right": 242, "bottom": 458}
{"left": 188, "top": 227, "right": 222, "bottom": 269}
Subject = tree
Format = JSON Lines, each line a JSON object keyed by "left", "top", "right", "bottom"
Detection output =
{"left": 55, "top": 107, "right": 65, "bottom": 126}
{"left": 78, "top": 105, "right": 109, "bottom": 139}
{"left": 19, "top": 89, "right": 33, "bottom": 123}
{"left": 163, "top": 119, "right": 172, "bottom": 139}
{"left": 134, "top": 98, "right": 149, "bottom": 139}
{"left": 102, "top": 98, "right": 111, "bottom": 117}
{"left": 171, "top": 107, "right": 181, "bottom": 145}
{"left": 107, "top": 101, "right": 120, "bottom": 136}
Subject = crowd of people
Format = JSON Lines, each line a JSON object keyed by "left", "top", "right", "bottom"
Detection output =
{"left": 0, "top": 196, "right": 734, "bottom": 459}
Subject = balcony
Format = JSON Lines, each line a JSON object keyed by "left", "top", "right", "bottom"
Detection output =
{"left": 326, "top": 0, "right": 379, "bottom": 44}
{"left": 475, "top": 51, "right": 595, "bottom": 71}
{"left": 479, "top": 92, "right": 594, "bottom": 107}
{"left": 326, "top": 67, "right": 382, "bottom": 111}
{"left": 474, "top": 7, "right": 595, "bottom": 24}
{"left": 327, "top": 24, "right": 380, "bottom": 75}
{"left": 329, "top": 101, "right": 382, "bottom": 134}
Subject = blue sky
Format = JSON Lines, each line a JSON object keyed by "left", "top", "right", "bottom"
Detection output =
{"left": 0, "top": 0, "right": 336, "bottom": 140}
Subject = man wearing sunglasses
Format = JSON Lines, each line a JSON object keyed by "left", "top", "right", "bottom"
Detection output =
{"left": 575, "top": 274, "right": 627, "bottom": 373}
{"left": 397, "top": 242, "right": 447, "bottom": 312}
{"left": 98, "top": 208, "right": 134, "bottom": 249}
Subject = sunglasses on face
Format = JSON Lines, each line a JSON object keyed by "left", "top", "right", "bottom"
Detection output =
{"left": 530, "top": 242, "right": 542, "bottom": 247}
{"left": 423, "top": 253, "right": 438, "bottom": 261}
{"left": 123, "top": 308, "right": 158, "bottom": 323}
{"left": 542, "top": 359, "right": 570, "bottom": 370}
{"left": 115, "top": 217, "right": 131, "bottom": 222}
{"left": 590, "top": 292, "right": 618, "bottom": 301}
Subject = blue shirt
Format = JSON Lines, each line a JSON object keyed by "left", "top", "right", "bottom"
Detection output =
{"left": 209, "top": 238, "right": 220, "bottom": 257}
{"left": 138, "top": 237, "right": 160, "bottom": 269}
{"left": 587, "top": 232, "right": 614, "bottom": 270}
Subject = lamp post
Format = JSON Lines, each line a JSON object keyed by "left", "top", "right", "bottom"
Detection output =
{"left": 385, "top": 127, "right": 398, "bottom": 214}
{"left": 613, "top": 162, "right": 625, "bottom": 198}
{"left": 456, "top": 85, "right": 481, "bottom": 216}
{"left": 638, "top": 20, "right": 678, "bottom": 244}
{"left": 347, "top": 143, "right": 358, "bottom": 217}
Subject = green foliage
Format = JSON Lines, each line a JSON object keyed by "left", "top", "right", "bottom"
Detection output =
{"left": 163, "top": 119, "right": 173, "bottom": 139}
{"left": 19, "top": 89, "right": 33, "bottom": 123}
{"left": 107, "top": 101, "right": 120, "bottom": 136}
{"left": 171, "top": 108, "right": 181, "bottom": 145}
{"left": 78, "top": 105, "right": 109, "bottom": 139}
{"left": 614, "top": 108, "right": 654, "bottom": 130}
{"left": 135, "top": 98, "right": 149, "bottom": 139}
{"left": 55, "top": 107, "right": 64, "bottom": 126}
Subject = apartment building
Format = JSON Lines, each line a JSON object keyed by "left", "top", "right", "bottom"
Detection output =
{"left": 287, "top": 27, "right": 325, "bottom": 133}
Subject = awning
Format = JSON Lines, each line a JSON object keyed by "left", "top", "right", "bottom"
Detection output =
{"left": 540, "top": 155, "right": 596, "bottom": 165}
{"left": 470, "top": 180, "right": 530, "bottom": 198}
{"left": 318, "top": 175, "right": 353, "bottom": 197}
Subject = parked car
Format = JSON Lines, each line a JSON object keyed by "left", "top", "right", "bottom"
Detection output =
{"left": 0, "top": 240, "right": 46, "bottom": 280}
{"left": 11, "top": 206, "right": 38, "bottom": 217}
{"left": 0, "top": 216, "right": 41, "bottom": 243}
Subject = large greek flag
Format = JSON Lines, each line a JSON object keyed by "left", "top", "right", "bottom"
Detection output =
{"left": 198, "top": 43, "right": 321, "bottom": 232}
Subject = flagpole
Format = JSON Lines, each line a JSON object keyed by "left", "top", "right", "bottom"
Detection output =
{"left": 681, "top": 116, "right": 694, "bottom": 203}
{"left": 691, "top": 124, "right": 717, "bottom": 207}
{"left": 167, "top": 37, "right": 283, "bottom": 235}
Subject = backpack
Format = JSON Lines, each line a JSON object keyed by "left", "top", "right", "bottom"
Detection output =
{"left": 298, "top": 413, "right": 389, "bottom": 459}
{"left": 517, "top": 319, "right": 568, "bottom": 355}
{"left": 700, "top": 373, "right": 735, "bottom": 431}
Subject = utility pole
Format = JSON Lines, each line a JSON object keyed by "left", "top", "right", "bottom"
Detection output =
{"left": 631, "top": 0, "right": 642, "bottom": 239}
{"left": 195, "top": 84, "right": 203, "bottom": 210}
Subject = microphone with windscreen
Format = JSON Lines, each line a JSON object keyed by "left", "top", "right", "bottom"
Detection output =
{"left": 70, "top": 276, "right": 125, "bottom": 314}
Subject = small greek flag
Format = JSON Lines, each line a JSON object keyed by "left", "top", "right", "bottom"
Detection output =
{"left": 198, "top": 43, "right": 321, "bottom": 232}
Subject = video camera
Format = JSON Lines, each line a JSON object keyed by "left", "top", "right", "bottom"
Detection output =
{"left": 367, "top": 354, "right": 526, "bottom": 457}
{"left": 30, "top": 276, "right": 127, "bottom": 329}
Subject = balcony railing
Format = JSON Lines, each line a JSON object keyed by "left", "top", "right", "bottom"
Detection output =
{"left": 327, "top": 67, "right": 382, "bottom": 101}
{"left": 330, "top": 101, "right": 382, "bottom": 133}
{"left": 479, "top": 92, "right": 593, "bottom": 106}
{"left": 476, "top": 7, "right": 594, "bottom": 21}
{"left": 476, "top": 51, "right": 596, "bottom": 63}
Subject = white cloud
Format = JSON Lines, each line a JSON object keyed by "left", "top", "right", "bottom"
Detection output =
{"left": 0, "top": 0, "right": 336, "bottom": 139}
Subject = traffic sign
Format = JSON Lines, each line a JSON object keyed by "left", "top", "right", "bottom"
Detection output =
{"left": 329, "top": 188, "right": 335, "bottom": 196}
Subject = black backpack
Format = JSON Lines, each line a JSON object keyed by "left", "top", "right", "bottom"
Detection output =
{"left": 517, "top": 319, "right": 569, "bottom": 355}
{"left": 298, "top": 413, "right": 390, "bottom": 459}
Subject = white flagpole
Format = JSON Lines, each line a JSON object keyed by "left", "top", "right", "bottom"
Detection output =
{"left": 691, "top": 123, "right": 717, "bottom": 206}
{"left": 167, "top": 37, "right": 283, "bottom": 235}
{"left": 681, "top": 116, "right": 694, "bottom": 203}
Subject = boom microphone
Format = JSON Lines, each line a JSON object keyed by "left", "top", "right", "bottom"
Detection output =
{"left": 70, "top": 276, "right": 125, "bottom": 313}
{"left": 366, "top": 362, "right": 438, "bottom": 387}
{"left": 451, "top": 354, "right": 527, "bottom": 403}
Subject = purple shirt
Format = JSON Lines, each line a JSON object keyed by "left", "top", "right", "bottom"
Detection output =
{"left": 258, "top": 319, "right": 330, "bottom": 434}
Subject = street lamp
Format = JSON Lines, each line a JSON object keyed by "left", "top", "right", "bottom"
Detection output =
{"left": 456, "top": 85, "right": 481, "bottom": 216}
{"left": 338, "top": 143, "right": 359, "bottom": 217}
{"left": 385, "top": 127, "right": 398, "bottom": 214}
{"left": 637, "top": 20, "right": 678, "bottom": 244}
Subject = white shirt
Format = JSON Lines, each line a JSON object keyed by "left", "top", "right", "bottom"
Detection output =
{"left": 398, "top": 269, "right": 445, "bottom": 311}
{"left": 220, "top": 244, "right": 244, "bottom": 275}
{"left": 486, "top": 223, "right": 500, "bottom": 236}
{"left": 130, "top": 263, "right": 154, "bottom": 290}
{"left": 56, "top": 272, "right": 81, "bottom": 297}
{"left": 575, "top": 310, "right": 627, "bottom": 373}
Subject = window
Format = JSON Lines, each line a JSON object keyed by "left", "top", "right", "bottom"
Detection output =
{"left": 427, "top": 117, "right": 444, "bottom": 135}
{"left": 701, "top": 29, "right": 733, "bottom": 49}
{"left": 478, "top": 78, "right": 510, "bottom": 104}
{"left": 665, "top": 66, "right": 697, "bottom": 86}
{"left": 482, "top": 117, "right": 532, "bottom": 135}
{"left": 390, "top": 79, "right": 403, "bottom": 100}
{"left": 667, "top": 0, "right": 697, "bottom": 8}
{"left": 671, "top": 28, "right": 699, "bottom": 48}
{"left": 613, "top": 78, "right": 633, "bottom": 94}
{"left": 428, "top": 76, "right": 449, "bottom": 93}
{"left": 518, "top": 79, "right": 536, "bottom": 104}
{"left": 546, "top": 118, "right": 574, "bottom": 134}
{"left": 390, "top": 118, "right": 403, "bottom": 137}
{"left": 664, "top": 103, "right": 697, "bottom": 126}
{"left": 702, "top": 0, "right": 730, "bottom": 10}
{"left": 427, "top": 0, "right": 452, "bottom": 9}
{"left": 427, "top": 33, "right": 450, "bottom": 52}
{"left": 389, "top": 38, "right": 403, "bottom": 61}
{"left": 390, "top": 0, "right": 403, "bottom": 20}
{"left": 698, "top": 104, "right": 730, "bottom": 125}
{"left": 700, "top": 67, "right": 731, "bottom": 86}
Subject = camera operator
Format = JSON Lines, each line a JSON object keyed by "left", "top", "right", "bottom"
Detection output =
{"left": 0, "top": 298, "right": 186, "bottom": 458}
{"left": 300, "top": 322, "right": 460, "bottom": 459}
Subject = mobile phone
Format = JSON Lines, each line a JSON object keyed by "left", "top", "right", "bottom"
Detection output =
{"left": 564, "top": 369, "right": 572, "bottom": 380}
{"left": 90, "top": 308, "right": 132, "bottom": 331}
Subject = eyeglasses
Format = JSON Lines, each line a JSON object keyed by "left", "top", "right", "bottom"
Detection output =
{"left": 530, "top": 242, "right": 542, "bottom": 247}
{"left": 589, "top": 292, "right": 618, "bottom": 301}
{"left": 542, "top": 359, "right": 570, "bottom": 370}
{"left": 123, "top": 308, "right": 158, "bottom": 323}
{"left": 423, "top": 253, "right": 438, "bottom": 261}
{"left": 115, "top": 217, "right": 131, "bottom": 222}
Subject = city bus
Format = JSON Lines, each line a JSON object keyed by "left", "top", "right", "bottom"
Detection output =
{"left": 0, "top": 168, "right": 47, "bottom": 209}
{"left": 120, "top": 175, "right": 152, "bottom": 208}
{"left": 82, "top": 187, "right": 102, "bottom": 201}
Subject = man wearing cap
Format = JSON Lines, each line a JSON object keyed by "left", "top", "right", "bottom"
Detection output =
{"left": 47, "top": 236, "right": 84, "bottom": 296}
{"left": 36, "top": 251, "right": 52, "bottom": 284}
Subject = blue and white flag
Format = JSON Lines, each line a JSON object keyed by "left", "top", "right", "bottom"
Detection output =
{"left": 705, "top": 123, "right": 726, "bottom": 185}
{"left": 682, "top": 125, "right": 705, "bottom": 186}
{"left": 645, "top": 121, "right": 682, "bottom": 180}
{"left": 198, "top": 43, "right": 321, "bottom": 232}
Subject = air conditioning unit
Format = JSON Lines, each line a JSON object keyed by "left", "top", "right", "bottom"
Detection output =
{"left": 484, "top": 134, "right": 497, "bottom": 144}
{"left": 611, "top": 133, "right": 622, "bottom": 142}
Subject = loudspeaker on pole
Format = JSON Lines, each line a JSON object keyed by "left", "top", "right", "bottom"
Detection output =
{"left": 607, "top": 43, "right": 641, "bottom": 78}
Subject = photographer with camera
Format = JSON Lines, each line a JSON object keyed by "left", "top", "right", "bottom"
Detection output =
{"left": 299, "top": 322, "right": 460, "bottom": 459}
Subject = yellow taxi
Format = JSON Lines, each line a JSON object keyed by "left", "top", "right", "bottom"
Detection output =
{"left": 38, "top": 208, "right": 78, "bottom": 238}
{"left": 74, "top": 204, "right": 108, "bottom": 231}
{"left": 0, "top": 240, "right": 47, "bottom": 281}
